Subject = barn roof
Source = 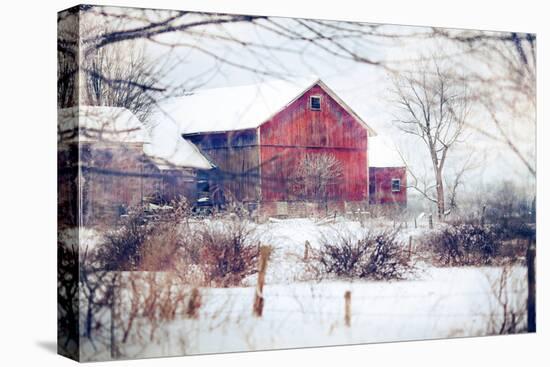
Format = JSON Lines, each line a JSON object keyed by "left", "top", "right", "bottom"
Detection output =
{"left": 58, "top": 106, "right": 151, "bottom": 144}
{"left": 58, "top": 106, "right": 213, "bottom": 170}
{"left": 368, "top": 136, "right": 406, "bottom": 168}
{"left": 158, "top": 77, "right": 375, "bottom": 136}
{"left": 143, "top": 130, "right": 214, "bottom": 171}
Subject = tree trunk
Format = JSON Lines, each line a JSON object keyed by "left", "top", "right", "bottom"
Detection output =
{"left": 527, "top": 238, "right": 536, "bottom": 332}
{"left": 435, "top": 168, "right": 445, "bottom": 220}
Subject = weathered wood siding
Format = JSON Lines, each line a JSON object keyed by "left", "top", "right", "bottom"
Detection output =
{"left": 58, "top": 143, "right": 80, "bottom": 227}
{"left": 73, "top": 142, "right": 196, "bottom": 226}
{"left": 259, "top": 84, "right": 369, "bottom": 203}
{"left": 185, "top": 129, "right": 260, "bottom": 203}
{"left": 369, "top": 167, "right": 407, "bottom": 205}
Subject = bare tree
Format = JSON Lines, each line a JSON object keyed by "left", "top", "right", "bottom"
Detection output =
{"left": 429, "top": 29, "right": 536, "bottom": 177}
{"left": 390, "top": 59, "right": 470, "bottom": 219}
{"left": 58, "top": 8, "right": 79, "bottom": 109}
{"left": 65, "top": 5, "right": 411, "bottom": 93}
{"left": 292, "top": 153, "right": 343, "bottom": 211}
{"left": 444, "top": 152, "right": 477, "bottom": 214}
{"left": 80, "top": 22, "right": 162, "bottom": 126}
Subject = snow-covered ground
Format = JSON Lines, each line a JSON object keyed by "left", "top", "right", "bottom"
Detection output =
{"left": 74, "top": 217, "right": 528, "bottom": 361}
{"left": 251, "top": 217, "right": 433, "bottom": 284}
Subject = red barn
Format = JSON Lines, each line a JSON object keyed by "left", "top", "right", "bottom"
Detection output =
{"left": 164, "top": 78, "right": 406, "bottom": 216}
{"left": 368, "top": 136, "right": 407, "bottom": 206}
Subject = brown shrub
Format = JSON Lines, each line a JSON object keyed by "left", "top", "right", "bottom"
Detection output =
{"left": 139, "top": 223, "right": 182, "bottom": 271}
{"left": 95, "top": 209, "right": 151, "bottom": 271}
{"left": 318, "top": 229, "right": 414, "bottom": 280}
{"left": 180, "top": 220, "right": 260, "bottom": 287}
{"left": 424, "top": 223, "right": 501, "bottom": 266}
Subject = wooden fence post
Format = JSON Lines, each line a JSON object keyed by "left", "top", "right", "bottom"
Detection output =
{"left": 527, "top": 238, "right": 536, "bottom": 332}
{"left": 304, "top": 240, "right": 311, "bottom": 261}
{"left": 429, "top": 214, "right": 433, "bottom": 229}
{"left": 253, "top": 246, "right": 272, "bottom": 317}
{"left": 414, "top": 217, "right": 417, "bottom": 229}
{"left": 344, "top": 291, "right": 351, "bottom": 327}
{"left": 110, "top": 275, "right": 119, "bottom": 359}
{"left": 186, "top": 288, "right": 202, "bottom": 319}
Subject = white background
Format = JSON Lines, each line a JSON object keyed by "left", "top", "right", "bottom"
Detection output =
{"left": 0, "top": 0, "right": 547, "bottom": 365}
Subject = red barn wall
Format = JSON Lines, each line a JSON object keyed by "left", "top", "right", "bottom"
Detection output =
{"left": 369, "top": 167, "right": 407, "bottom": 205}
{"left": 259, "top": 84, "right": 369, "bottom": 205}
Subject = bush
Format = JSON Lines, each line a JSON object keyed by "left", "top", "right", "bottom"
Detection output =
{"left": 95, "top": 199, "right": 196, "bottom": 272}
{"left": 484, "top": 181, "right": 534, "bottom": 222}
{"left": 139, "top": 198, "right": 193, "bottom": 271}
{"left": 96, "top": 208, "right": 151, "bottom": 271}
{"left": 180, "top": 220, "right": 260, "bottom": 287}
{"left": 95, "top": 200, "right": 261, "bottom": 285}
{"left": 139, "top": 223, "right": 182, "bottom": 271}
{"left": 427, "top": 223, "right": 500, "bottom": 266}
{"left": 493, "top": 217, "right": 535, "bottom": 241}
{"left": 318, "top": 230, "right": 413, "bottom": 280}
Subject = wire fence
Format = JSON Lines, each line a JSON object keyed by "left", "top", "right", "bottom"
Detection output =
{"left": 186, "top": 287, "right": 529, "bottom": 322}
{"left": 80, "top": 267, "right": 533, "bottom": 362}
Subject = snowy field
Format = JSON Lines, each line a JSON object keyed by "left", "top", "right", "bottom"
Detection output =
{"left": 76, "top": 217, "right": 528, "bottom": 361}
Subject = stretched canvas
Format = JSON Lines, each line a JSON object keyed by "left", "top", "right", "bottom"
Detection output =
{"left": 57, "top": 4, "right": 536, "bottom": 362}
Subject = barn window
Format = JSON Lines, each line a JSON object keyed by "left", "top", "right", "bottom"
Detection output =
{"left": 310, "top": 95, "right": 321, "bottom": 110}
{"left": 391, "top": 178, "right": 401, "bottom": 192}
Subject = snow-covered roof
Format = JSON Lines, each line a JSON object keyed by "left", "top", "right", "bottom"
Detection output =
{"left": 368, "top": 136, "right": 405, "bottom": 168}
{"left": 58, "top": 106, "right": 213, "bottom": 170}
{"left": 158, "top": 77, "right": 374, "bottom": 135}
{"left": 144, "top": 118, "right": 214, "bottom": 170}
{"left": 58, "top": 106, "right": 150, "bottom": 144}
{"left": 144, "top": 138, "right": 213, "bottom": 170}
